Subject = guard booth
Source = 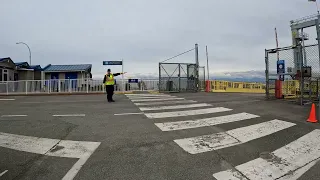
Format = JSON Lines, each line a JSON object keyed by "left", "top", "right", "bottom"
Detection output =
{"left": 159, "top": 62, "right": 201, "bottom": 93}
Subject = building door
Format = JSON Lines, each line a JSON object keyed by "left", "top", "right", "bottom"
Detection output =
{"left": 50, "top": 73, "right": 59, "bottom": 92}
{"left": 2, "top": 69, "right": 8, "bottom": 81}
{"left": 51, "top": 73, "right": 59, "bottom": 79}
{"left": 65, "top": 72, "right": 78, "bottom": 89}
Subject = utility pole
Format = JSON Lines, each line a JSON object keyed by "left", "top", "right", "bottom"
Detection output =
{"left": 195, "top": 43, "right": 199, "bottom": 91}
{"left": 206, "top": 46, "right": 209, "bottom": 80}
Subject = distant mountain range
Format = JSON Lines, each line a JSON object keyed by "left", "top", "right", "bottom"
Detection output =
{"left": 114, "top": 70, "right": 266, "bottom": 83}
{"left": 210, "top": 70, "right": 265, "bottom": 83}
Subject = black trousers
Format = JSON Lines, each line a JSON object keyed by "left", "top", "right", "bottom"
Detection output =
{"left": 105, "top": 85, "right": 114, "bottom": 101}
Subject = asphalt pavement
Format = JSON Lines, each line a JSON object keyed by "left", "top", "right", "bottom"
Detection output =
{"left": 0, "top": 92, "right": 320, "bottom": 180}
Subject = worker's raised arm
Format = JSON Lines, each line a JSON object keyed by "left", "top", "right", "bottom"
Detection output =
{"left": 113, "top": 72, "right": 127, "bottom": 76}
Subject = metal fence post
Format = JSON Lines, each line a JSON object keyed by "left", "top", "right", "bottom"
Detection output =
{"left": 6, "top": 83, "right": 8, "bottom": 95}
{"left": 178, "top": 64, "right": 181, "bottom": 92}
{"left": 299, "top": 45, "right": 304, "bottom": 105}
{"left": 25, "top": 81, "right": 28, "bottom": 95}
{"left": 86, "top": 78, "right": 89, "bottom": 93}
{"left": 58, "top": 79, "right": 61, "bottom": 93}
{"left": 158, "top": 63, "right": 161, "bottom": 93}
{"left": 195, "top": 43, "right": 199, "bottom": 92}
{"left": 316, "top": 15, "right": 320, "bottom": 114}
{"left": 265, "top": 49, "right": 269, "bottom": 99}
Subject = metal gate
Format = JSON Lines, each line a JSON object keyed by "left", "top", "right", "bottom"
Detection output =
{"left": 265, "top": 44, "right": 320, "bottom": 105}
{"left": 159, "top": 63, "right": 200, "bottom": 92}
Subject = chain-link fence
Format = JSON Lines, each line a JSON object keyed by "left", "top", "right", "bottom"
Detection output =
{"left": 265, "top": 44, "right": 320, "bottom": 105}
{"left": 159, "top": 63, "right": 199, "bottom": 92}
{"left": 199, "top": 66, "right": 205, "bottom": 91}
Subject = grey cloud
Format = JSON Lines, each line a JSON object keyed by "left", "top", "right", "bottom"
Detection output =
{"left": 0, "top": 0, "right": 318, "bottom": 80}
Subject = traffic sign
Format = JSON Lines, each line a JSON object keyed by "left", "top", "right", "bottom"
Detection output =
{"left": 103, "top": 61, "right": 123, "bottom": 65}
{"left": 277, "top": 60, "right": 285, "bottom": 74}
{"left": 128, "top": 79, "right": 139, "bottom": 83}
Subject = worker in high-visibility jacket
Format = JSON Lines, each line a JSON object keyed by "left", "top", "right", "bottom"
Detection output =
{"left": 103, "top": 69, "right": 126, "bottom": 102}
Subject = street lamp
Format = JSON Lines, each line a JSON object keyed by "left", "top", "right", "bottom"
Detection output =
{"left": 16, "top": 42, "right": 32, "bottom": 65}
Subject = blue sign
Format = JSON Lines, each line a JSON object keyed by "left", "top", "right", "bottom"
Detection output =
{"left": 128, "top": 79, "right": 139, "bottom": 83}
{"left": 103, "top": 61, "right": 123, "bottom": 65}
{"left": 277, "top": 60, "right": 285, "bottom": 74}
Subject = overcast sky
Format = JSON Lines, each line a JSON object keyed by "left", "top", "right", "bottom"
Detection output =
{"left": 0, "top": 0, "right": 318, "bottom": 78}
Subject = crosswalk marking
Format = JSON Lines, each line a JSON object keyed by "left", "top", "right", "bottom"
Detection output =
{"left": 134, "top": 100, "right": 197, "bottom": 106}
{"left": 0, "top": 132, "right": 101, "bottom": 180}
{"left": 126, "top": 93, "right": 319, "bottom": 179}
{"left": 139, "top": 103, "right": 212, "bottom": 111}
{"left": 125, "top": 94, "right": 171, "bottom": 97}
{"left": 145, "top": 107, "right": 232, "bottom": 119}
{"left": 131, "top": 98, "right": 185, "bottom": 102}
{"left": 127, "top": 96, "right": 177, "bottom": 99}
{"left": 174, "top": 120, "right": 295, "bottom": 154}
{"left": 212, "top": 129, "right": 320, "bottom": 180}
{"left": 155, "top": 113, "right": 259, "bottom": 131}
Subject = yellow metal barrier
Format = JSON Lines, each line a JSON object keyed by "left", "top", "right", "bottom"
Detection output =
{"left": 282, "top": 80, "right": 299, "bottom": 98}
{"left": 209, "top": 80, "right": 318, "bottom": 97}
{"left": 211, "top": 80, "right": 265, "bottom": 93}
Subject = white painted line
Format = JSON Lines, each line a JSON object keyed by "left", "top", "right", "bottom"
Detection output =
{"left": 0, "top": 132, "right": 101, "bottom": 180}
{"left": 145, "top": 107, "right": 232, "bottom": 119}
{"left": 175, "top": 119, "right": 295, "bottom": 154}
{"left": 1, "top": 115, "right": 28, "bottom": 117}
{"left": 125, "top": 94, "right": 171, "bottom": 97}
{"left": 114, "top": 112, "right": 144, "bottom": 116}
{"left": 131, "top": 98, "right": 185, "bottom": 102}
{"left": 139, "top": 103, "right": 212, "bottom": 111}
{"left": 52, "top": 114, "right": 85, "bottom": 117}
{"left": 212, "top": 129, "right": 320, "bottom": 180}
{"left": 128, "top": 96, "right": 177, "bottom": 99}
{"left": 0, "top": 99, "right": 15, "bottom": 101}
{"left": 134, "top": 100, "right": 197, "bottom": 106}
{"left": 155, "top": 112, "right": 259, "bottom": 131}
{"left": 0, "top": 170, "right": 8, "bottom": 177}
{"left": 278, "top": 160, "right": 318, "bottom": 180}
{"left": 214, "top": 160, "right": 319, "bottom": 180}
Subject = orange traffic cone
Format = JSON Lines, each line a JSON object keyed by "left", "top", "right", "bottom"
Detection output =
{"left": 307, "top": 103, "right": 318, "bottom": 123}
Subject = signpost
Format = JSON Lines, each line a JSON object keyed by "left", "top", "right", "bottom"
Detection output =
{"left": 128, "top": 79, "right": 139, "bottom": 83}
{"left": 103, "top": 60, "right": 124, "bottom": 93}
{"left": 277, "top": 60, "right": 285, "bottom": 81}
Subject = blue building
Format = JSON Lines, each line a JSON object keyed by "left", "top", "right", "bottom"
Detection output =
{"left": 42, "top": 64, "right": 92, "bottom": 80}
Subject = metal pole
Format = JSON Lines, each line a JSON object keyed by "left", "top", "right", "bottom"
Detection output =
{"left": 159, "top": 63, "right": 161, "bottom": 93}
{"left": 195, "top": 43, "right": 199, "bottom": 92}
{"left": 315, "top": 15, "right": 320, "bottom": 118}
{"left": 206, "top": 46, "right": 209, "bottom": 80}
{"left": 16, "top": 42, "right": 32, "bottom": 65}
{"left": 178, "top": 64, "right": 181, "bottom": 92}
{"left": 300, "top": 44, "right": 304, "bottom": 105}
{"left": 301, "top": 29, "right": 307, "bottom": 65}
{"left": 122, "top": 59, "right": 124, "bottom": 93}
{"left": 265, "top": 49, "right": 270, "bottom": 99}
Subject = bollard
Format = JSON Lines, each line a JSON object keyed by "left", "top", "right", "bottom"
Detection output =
{"left": 205, "top": 80, "right": 211, "bottom": 92}
{"left": 275, "top": 80, "right": 283, "bottom": 99}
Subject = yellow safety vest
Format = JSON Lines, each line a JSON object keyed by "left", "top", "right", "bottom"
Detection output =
{"left": 105, "top": 74, "right": 115, "bottom": 85}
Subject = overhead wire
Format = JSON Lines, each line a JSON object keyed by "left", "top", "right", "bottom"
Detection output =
{"left": 160, "top": 48, "right": 195, "bottom": 63}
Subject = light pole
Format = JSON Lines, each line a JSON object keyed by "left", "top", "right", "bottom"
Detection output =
{"left": 16, "top": 42, "right": 32, "bottom": 65}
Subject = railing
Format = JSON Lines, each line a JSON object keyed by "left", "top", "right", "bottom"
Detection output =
{"left": 0, "top": 78, "right": 159, "bottom": 95}
{"left": 210, "top": 80, "right": 266, "bottom": 93}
